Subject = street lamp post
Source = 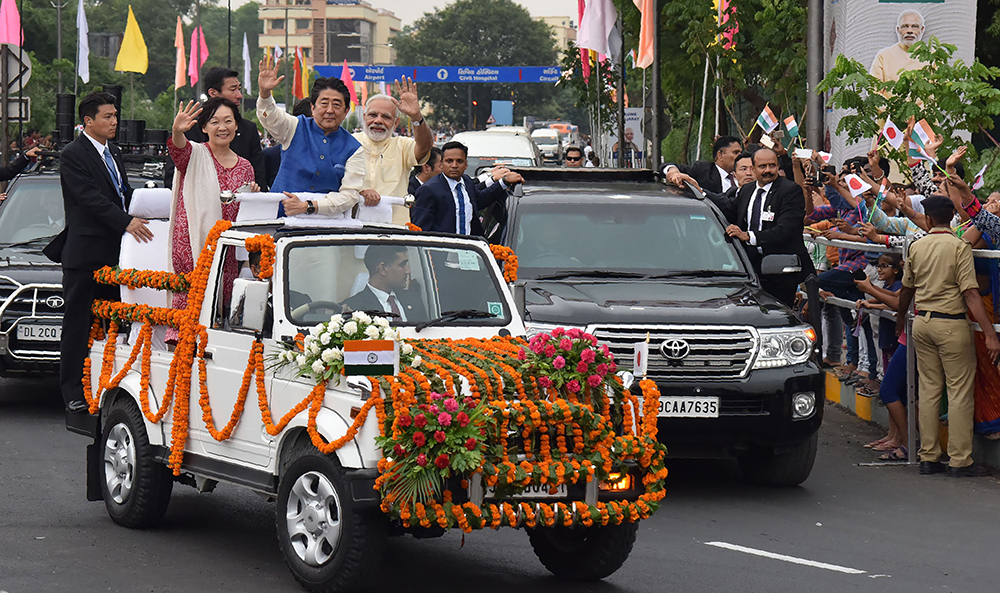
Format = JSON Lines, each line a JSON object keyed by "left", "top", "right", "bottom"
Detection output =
{"left": 260, "top": 4, "right": 316, "bottom": 112}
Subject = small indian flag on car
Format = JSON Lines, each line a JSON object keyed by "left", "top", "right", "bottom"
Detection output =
{"left": 756, "top": 105, "right": 779, "bottom": 134}
{"left": 343, "top": 340, "right": 399, "bottom": 376}
{"left": 783, "top": 115, "right": 799, "bottom": 138}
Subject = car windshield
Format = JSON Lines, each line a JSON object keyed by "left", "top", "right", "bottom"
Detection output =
{"left": 284, "top": 241, "right": 512, "bottom": 326}
{"left": 0, "top": 177, "right": 65, "bottom": 245}
{"left": 513, "top": 200, "right": 747, "bottom": 278}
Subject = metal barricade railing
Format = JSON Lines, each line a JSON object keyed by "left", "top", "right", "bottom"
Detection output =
{"left": 801, "top": 231, "right": 1000, "bottom": 465}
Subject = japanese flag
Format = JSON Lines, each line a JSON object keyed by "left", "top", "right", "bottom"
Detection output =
{"left": 974, "top": 164, "right": 988, "bottom": 191}
{"left": 881, "top": 118, "right": 904, "bottom": 150}
{"left": 844, "top": 174, "right": 871, "bottom": 198}
{"left": 817, "top": 151, "right": 832, "bottom": 164}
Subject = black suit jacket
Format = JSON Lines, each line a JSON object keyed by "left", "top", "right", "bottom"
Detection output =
{"left": 0, "top": 151, "right": 32, "bottom": 182}
{"left": 164, "top": 118, "right": 267, "bottom": 190}
{"left": 707, "top": 176, "right": 814, "bottom": 279}
{"left": 410, "top": 173, "right": 508, "bottom": 236}
{"left": 407, "top": 173, "right": 422, "bottom": 196}
{"left": 342, "top": 286, "right": 426, "bottom": 321}
{"left": 48, "top": 135, "right": 134, "bottom": 269}
{"left": 667, "top": 160, "right": 725, "bottom": 194}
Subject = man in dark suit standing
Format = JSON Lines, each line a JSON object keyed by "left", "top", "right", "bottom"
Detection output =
{"left": 48, "top": 92, "right": 154, "bottom": 414}
{"left": 164, "top": 67, "right": 267, "bottom": 190}
{"left": 707, "top": 147, "right": 813, "bottom": 307}
{"left": 411, "top": 141, "right": 523, "bottom": 236}
{"left": 342, "top": 245, "right": 425, "bottom": 321}
{"left": 662, "top": 135, "right": 743, "bottom": 194}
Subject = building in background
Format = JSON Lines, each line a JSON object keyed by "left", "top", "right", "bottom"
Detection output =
{"left": 258, "top": 0, "right": 401, "bottom": 68}
{"left": 535, "top": 16, "right": 576, "bottom": 53}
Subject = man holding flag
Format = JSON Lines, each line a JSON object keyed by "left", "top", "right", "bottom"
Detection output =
{"left": 165, "top": 67, "right": 266, "bottom": 190}
{"left": 257, "top": 56, "right": 363, "bottom": 217}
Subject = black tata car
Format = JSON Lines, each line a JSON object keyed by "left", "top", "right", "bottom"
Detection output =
{"left": 503, "top": 169, "right": 825, "bottom": 486}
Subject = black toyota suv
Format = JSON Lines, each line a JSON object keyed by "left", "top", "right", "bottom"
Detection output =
{"left": 503, "top": 168, "right": 824, "bottom": 486}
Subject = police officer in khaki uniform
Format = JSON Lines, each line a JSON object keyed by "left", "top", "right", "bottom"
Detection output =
{"left": 896, "top": 195, "right": 1000, "bottom": 477}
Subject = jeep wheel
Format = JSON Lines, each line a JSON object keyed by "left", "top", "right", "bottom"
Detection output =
{"left": 527, "top": 522, "right": 638, "bottom": 580}
{"left": 739, "top": 432, "right": 818, "bottom": 487}
{"left": 276, "top": 447, "right": 386, "bottom": 593}
{"left": 100, "top": 397, "right": 173, "bottom": 528}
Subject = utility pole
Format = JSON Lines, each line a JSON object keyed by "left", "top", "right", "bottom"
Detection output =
{"left": 227, "top": 0, "right": 232, "bottom": 68}
{"left": 806, "top": 0, "right": 823, "bottom": 148}
{"left": 284, "top": 5, "right": 290, "bottom": 112}
{"left": 52, "top": 1, "right": 68, "bottom": 93}
{"left": 196, "top": 0, "right": 203, "bottom": 98}
{"left": 650, "top": 0, "right": 661, "bottom": 170}
{"left": 467, "top": 84, "right": 472, "bottom": 130}
{"left": 616, "top": 17, "right": 625, "bottom": 168}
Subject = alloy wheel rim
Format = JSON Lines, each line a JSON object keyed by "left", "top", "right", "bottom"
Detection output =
{"left": 286, "top": 470, "right": 342, "bottom": 567}
{"left": 103, "top": 423, "right": 136, "bottom": 504}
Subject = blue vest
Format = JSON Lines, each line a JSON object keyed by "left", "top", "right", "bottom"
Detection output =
{"left": 271, "top": 116, "right": 361, "bottom": 195}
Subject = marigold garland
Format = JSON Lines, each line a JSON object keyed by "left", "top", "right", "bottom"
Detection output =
{"left": 488, "top": 244, "right": 518, "bottom": 282}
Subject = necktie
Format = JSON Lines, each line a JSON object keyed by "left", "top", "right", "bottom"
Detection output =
{"left": 456, "top": 182, "right": 468, "bottom": 235}
{"left": 750, "top": 187, "right": 766, "bottom": 231}
{"left": 387, "top": 294, "right": 401, "bottom": 317}
{"left": 728, "top": 172, "right": 737, "bottom": 189}
{"left": 103, "top": 146, "right": 123, "bottom": 201}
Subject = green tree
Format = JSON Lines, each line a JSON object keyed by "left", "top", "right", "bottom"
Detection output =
{"left": 392, "top": 0, "right": 560, "bottom": 128}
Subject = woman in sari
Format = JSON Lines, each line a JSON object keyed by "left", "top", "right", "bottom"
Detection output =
{"left": 167, "top": 98, "right": 257, "bottom": 342}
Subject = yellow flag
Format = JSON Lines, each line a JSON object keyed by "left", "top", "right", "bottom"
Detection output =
{"left": 115, "top": 5, "right": 148, "bottom": 74}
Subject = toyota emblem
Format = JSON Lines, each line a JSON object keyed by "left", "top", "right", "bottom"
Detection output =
{"left": 660, "top": 338, "right": 691, "bottom": 360}
{"left": 45, "top": 295, "right": 65, "bottom": 309}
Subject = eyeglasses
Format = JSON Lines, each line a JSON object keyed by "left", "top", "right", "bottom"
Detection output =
{"left": 876, "top": 263, "right": 895, "bottom": 269}
{"left": 565, "top": 156, "right": 582, "bottom": 161}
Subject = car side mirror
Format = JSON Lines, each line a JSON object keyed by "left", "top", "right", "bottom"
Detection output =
{"left": 760, "top": 254, "right": 802, "bottom": 276}
{"left": 229, "top": 278, "right": 270, "bottom": 333}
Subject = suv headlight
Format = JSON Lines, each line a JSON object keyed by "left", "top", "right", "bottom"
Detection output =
{"left": 524, "top": 322, "right": 586, "bottom": 339}
{"left": 753, "top": 326, "right": 816, "bottom": 369}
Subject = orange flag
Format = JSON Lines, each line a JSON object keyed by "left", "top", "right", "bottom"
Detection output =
{"left": 340, "top": 60, "right": 359, "bottom": 107}
{"left": 174, "top": 16, "right": 186, "bottom": 89}
{"left": 633, "top": 0, "right": 654, "bottom": 68}
{"left": 292, "top": 47, "right": 304, "bottom": 99}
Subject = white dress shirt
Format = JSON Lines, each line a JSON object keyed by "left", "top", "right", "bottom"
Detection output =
{"left": 366, "top": 283, "right": 407, "bottom": 322}
{"left": 746, "top": 181, "right": 773, "bottom": 247}
{"left": 717, "top": 164, "right": 736, "bottom": 193}
{"left": 445, "top": 176, "right": 474, "bottom": 235}
{"left": 83, "top": 131, "right": 123, "bottom": 192}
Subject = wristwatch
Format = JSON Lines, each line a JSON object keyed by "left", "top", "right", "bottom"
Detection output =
{"left": 306, "top": 200, "right": 316, "bottom": 215}
{"left": 412, "top": 118, "right": 424, "bottom": 127}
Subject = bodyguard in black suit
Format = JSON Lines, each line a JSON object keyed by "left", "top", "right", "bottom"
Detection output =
{"left": 707, "top": 148, "right": 814, "bottom": 307}
{"left": 410, "top": 141, "right": 522, "bottom": 236}
{"left": 47, "top": 92, "right": 154, "bottom": 413}
{"left": 663, "top": 135, "right": 743, "bottom": 194}
{"left": 342, "top": 244, "right": 426, "bottom": 321}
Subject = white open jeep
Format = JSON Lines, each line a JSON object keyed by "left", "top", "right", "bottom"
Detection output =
{"left": 68, "top": 210, "right": 667, "bottom": 592}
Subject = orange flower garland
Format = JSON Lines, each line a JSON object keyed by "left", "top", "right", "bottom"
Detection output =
{"left": 488, "top": 244, "right": 518, "bottom": 282}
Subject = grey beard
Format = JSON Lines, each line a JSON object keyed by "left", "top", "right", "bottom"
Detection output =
{"left": 365, "top": 126, "right": 392, "bottom": 142}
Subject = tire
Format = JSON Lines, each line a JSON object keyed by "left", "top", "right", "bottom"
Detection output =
{"left": 100, "top": 396, "right": 173, "bottom": 528}
{"left": 276, "top": 441, "right": 386, "bottom": 593}
{"left": 739, "top": 432, "right": 819, "bottom": 487}
{"left": 527, "top": 522, "right": 639, "bottom": 581}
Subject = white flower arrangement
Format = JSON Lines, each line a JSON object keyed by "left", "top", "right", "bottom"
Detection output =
{"left": 275, "top": 313, "right": 414, "bottom": 381}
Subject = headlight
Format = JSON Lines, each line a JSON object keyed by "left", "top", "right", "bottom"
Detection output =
{"left": 524, "top": 322, "right": 586, "bottom": 339}
{"left": 753, "top": 326, "right": 816, "bottom": 369}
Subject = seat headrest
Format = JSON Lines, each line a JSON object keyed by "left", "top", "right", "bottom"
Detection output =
{"left": 129, "top": 188, "right": 173, "bottom": 219}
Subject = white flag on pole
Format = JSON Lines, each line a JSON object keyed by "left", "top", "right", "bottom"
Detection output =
{"left": 242, "top": 32, "right": 251, "bottom": 95}
{"left": 274, "top": 45, "right": 283, "bottom": 59}
{"left": 577, "top": 0, "right": 619, "bottom": 58}
{"left": 76, "top": 0, "right": 89, "bottom": 83}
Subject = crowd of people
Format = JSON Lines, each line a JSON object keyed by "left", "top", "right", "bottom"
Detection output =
{"left": 665, "top": 120, "right": 1000, "bottom": 477}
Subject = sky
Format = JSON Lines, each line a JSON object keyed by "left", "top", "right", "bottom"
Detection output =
{"left": 233, "top": 0, "right": 580, "bottom": 29}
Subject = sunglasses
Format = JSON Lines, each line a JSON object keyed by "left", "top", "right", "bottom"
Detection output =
{"left": 565, "top": 156, "right": 582, "bottom": 161}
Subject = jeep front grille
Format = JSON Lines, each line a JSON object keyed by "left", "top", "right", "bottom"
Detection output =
{"left": 591, "top": 325, "right": 757, "bottom": 381}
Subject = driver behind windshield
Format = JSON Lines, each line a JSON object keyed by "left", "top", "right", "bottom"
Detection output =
{"left": 342, "top": 245, "right": 425, "bottom": 321}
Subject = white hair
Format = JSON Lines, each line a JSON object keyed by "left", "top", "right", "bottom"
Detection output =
{"left": 897, "top": 9, "right": 924, "bottom": 29}
{"left": 364, "top": 94, "right": 400, "bottom": 119}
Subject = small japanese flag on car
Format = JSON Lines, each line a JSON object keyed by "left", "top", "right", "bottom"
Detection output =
{"left": 343, "top": 340, "right": 399, "bottom": 376}
{"left": 844, "top": 174, "right": 871, "bottom": 198}
{"left": 633, "top": 341, "right": 649, "bottom": 378}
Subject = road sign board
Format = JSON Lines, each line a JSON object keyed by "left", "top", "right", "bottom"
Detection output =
{"left": 6, "top": 97, "right": 29, "bottom": 121}
{"left": 2, "top": 44, "right": 31, "bottom": 93}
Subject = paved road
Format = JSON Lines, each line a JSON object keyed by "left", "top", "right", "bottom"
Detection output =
{"left": 1, "top": 378, "right": 996, "bottom": 593}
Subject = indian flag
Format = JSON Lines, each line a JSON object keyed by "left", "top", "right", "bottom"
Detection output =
{"left": 783, "top": 115, "right": 799, "bottom": 138}
{"left": 911, "top": 119, "right": 934, "bottom": 149}
{"left": 907, "top": 139, "right": 935, "bottom": 166}
{"left": 343, "top": 340, "right": 399, "bottom": 376}
{"left": 757, "top": 105, "right": 779, "bottom": 134}
{"left": 881, "top": 118, "right": 904, "bottom": 150}
{"left": 974, "top": 163, "right": 988, "bottom": 190}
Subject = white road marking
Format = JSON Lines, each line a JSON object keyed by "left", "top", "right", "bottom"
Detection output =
{"left": 704, "top": 541, "right": 868, "bottom": 575}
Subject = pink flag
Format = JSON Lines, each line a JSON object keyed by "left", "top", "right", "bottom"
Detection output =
{"left": 340, "top": 60, "right": 359, "bottom": 107}
{"left": 578, "top": 0, "right": 590, "bottom": 82}
{"left": 188, "top": 26, "right": 209, "bottom": 85}
{"left": 0, "top": 0, "right": 22, "bottom": 46}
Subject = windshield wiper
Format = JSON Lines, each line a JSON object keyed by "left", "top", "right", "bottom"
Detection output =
{"left": 415, "top": 309, "right": 496, "bottom": 332}
{"left": 0, "top": 234, "right": 59, "bottom": 250}
{"left": 647, "top": 270, "right": 747, "bottom": 279}
{"left": 533, "top": 270, "right": 649, "bottom": 280}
